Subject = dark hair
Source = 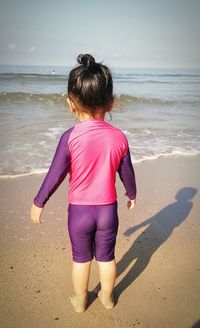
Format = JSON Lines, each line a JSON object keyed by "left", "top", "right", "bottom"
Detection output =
{"left": 67, "top": 54, "right": 113, "bottom": 115}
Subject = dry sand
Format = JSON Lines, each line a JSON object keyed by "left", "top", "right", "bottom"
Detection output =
{"left": 0, "top": 155, "right": 200, "bottom": 328}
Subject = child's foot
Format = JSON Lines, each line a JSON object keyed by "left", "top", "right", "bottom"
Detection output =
{"left": 69, "top": 293, "right": 88, "bottom": 313}
{"left": 98, "top": 290, "right": 114, "bottom": 309}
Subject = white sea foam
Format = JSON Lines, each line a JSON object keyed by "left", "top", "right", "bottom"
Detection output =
{"left": 0, "top": 169, "right": 48, "bottom": 179}
{"left": 43, "top": 126, "right": 64, "bottom": 139}
{"left": 131, "top": 148, "right": 200, "bottom": 164}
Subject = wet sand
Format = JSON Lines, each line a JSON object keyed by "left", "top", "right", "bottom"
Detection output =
{"left": 0, "top": 155, "right": 200, "bottom": 328}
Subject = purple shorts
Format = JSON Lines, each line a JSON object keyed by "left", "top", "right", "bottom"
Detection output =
{"left": 67, "top": 201, "right": 119, "bottom": 263}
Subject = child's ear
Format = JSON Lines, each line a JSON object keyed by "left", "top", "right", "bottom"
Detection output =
{"left": 108, "top": 96, "right": 114, "bottom": 112}
{"left": 67, "top": 97, "right": 76, "bottom": 113}
{"left": 66, "top": 97, "right": 71, "bottom": 110}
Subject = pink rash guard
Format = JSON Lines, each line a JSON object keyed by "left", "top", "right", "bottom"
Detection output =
{"left": 69, "top": 119, "right": 128, "bottom": 204}
{"left": 34, "top": 119, "right": 136, "bottom": 207}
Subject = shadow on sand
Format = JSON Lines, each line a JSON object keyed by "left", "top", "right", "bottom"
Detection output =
{"left": 191, "top": 319, "right": 200, "bottom": 328}
{"left": 114, "top": 186, "right": 197, "bottom": 302}
{"left": 89, "top": 187, "right": 197, "bottom": 306}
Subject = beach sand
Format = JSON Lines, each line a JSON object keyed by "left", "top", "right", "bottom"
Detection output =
{"left": 0, "top": 155, "right": 200, "bottom": 328}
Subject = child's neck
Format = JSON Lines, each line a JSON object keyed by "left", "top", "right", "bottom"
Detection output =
{"left": 78, "top": 111, "right": 105, "bottom": 122}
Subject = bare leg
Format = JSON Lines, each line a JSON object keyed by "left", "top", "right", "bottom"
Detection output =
{"left": 69, "top": 260, "right": 91, "bottom": 313}
{"left": 72, "top": 260, "right": 91, "bottom": 295}
{"left": 97, "top": 259, "right": 116, "bottom": 309}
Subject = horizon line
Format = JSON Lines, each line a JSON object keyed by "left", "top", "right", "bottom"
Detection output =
{"left": 0, "top": 63, "right": 200, "bottom": 70}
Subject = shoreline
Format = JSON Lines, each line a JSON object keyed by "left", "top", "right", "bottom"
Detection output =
{"left": 0, "top": 155, "right": 200, "bottom": 328}
{"left": 1, "top": 152, "right": 200, "bottom": 179}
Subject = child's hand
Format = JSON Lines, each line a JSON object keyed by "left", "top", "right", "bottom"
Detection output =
{"left": 127, "top": 199, "right": 136, "bottom": 210}
{"left": 31, "top": 203, "right": 44, "bottom": 224}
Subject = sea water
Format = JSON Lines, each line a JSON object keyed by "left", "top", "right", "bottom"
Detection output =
{"left": 0, "top": 65, "right": 200, "bottom": 177}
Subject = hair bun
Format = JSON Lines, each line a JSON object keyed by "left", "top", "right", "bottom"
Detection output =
{"left": 77, "top": 54, "right": 96, "bottom": 68}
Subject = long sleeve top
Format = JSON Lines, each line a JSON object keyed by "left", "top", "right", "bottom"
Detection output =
{"left": 34, "top": 119, "right": 136, "bottom": 207}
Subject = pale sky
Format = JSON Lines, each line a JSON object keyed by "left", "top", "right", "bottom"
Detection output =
{"left": 0, "top": 0, "right": 200, "bottom": 68}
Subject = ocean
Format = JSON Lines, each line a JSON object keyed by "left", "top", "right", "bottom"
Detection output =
{"left": 0, "top": 65, "right": 200, "bottom": 178}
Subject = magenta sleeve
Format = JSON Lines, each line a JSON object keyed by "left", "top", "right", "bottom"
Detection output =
{"left": 117, "top": 148, "right": 137, "bottom": 200}
{"left": 33, "top": 127, "right": 74, "bottom": 207}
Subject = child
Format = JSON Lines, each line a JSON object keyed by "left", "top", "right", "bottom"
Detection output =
{"left": 31, "top": 54, "right": 137, "bottom": 313}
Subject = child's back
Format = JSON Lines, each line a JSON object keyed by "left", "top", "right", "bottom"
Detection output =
{"left": 66, "top": 119, "right": 129, "bottom": 204}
